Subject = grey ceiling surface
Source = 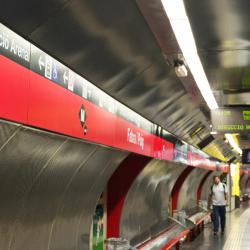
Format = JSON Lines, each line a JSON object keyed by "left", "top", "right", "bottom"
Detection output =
{"left": 185, "top": 0, "right": 250, "bottom": 150}
{"left": 0, "top": 120, "right": 128, "bottom": 250}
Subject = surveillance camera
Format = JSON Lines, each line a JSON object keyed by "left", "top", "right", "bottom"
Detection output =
{"left": 174, "top": 59, "right": 188, "bottom": 77}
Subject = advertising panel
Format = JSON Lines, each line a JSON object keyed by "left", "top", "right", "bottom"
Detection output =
{"left": 92, "top": 203, "right": 104, "bottom": 250}
{"left": 173, "top": 141, "right": 188, "bottom": 164}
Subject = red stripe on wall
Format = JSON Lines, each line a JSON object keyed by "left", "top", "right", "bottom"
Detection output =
{"left": 0, "top": 55, "right": 29, "bottom": 123}
{"left": 28, "top": 70, "right": 116, "bottom": 148}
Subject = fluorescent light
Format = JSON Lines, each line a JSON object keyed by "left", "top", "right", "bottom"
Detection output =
{"left": 162, "top": 0, "right": 242, "bottom": 155}
{"left": 162, "top": 0, "right": 218, "bottom": 110}
{"left": 225, "top": 134, "right": 242, "bottom": 155}
{"left": 210, "top": 131, "right": 218, "bottom": 135}
{"left": 162, "top": 0, "right": 187, "bottom": 20}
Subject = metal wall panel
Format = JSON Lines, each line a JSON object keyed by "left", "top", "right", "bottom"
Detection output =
{"left": 0, "top": 120, "right": 128, "bottom": 250}
{"left": 0, "top": 121, "right": 21, "bottom": 147}
{"left": 246, "top": 177, "right": 250, "bottom": 194}
{"left": 240, "top": 174, "right": 250, "bottom": 195}
{"left": 177, "top": 168, "right": 209, "bottom": 211}
{"left": 119, "top": 160, "right": 186, "bottom": 242}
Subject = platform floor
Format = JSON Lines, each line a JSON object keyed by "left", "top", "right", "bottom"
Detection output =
{"left": 181, "top": 202, "right": 250, "bottom": 250}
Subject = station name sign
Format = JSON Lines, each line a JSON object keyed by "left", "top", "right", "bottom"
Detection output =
{"left": 211, "top": 108, "right": 250, "bottom": 133}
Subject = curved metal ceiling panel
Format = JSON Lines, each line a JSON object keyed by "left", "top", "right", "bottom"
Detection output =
{"left": 119, "top": 160, "right": 186, "bottom": 242}
{"left": 3, "top": 0, "right": 161, "bottom": 83}
{"left": 185, "top": 0, "right": 250, "bottom": 51}
{"left": 1, "top": 0, "right": 68, "bottom": 34}
{"left": 185, "top": 0, "right": 250, "bottom": 93}
{"left": 0, "top": 120, "right": 128, "bottom": 250}
{"left": 198, "top": 52, "right": 250, "bottom": 92}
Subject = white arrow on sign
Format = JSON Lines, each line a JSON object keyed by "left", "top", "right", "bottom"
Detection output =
{"left": 39, "top": 56, "right": 45, "bottom": 70}
{"left": 63, "top": 71, "right": 68, "bottom": 84}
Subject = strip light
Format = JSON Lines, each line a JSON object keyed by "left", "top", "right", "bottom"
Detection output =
{"left": 162, "top": 0, "right": 218, "bottom": 110}
{"left": 225, "top": 134, "right": 242, "bottom": 155}
{"left": 162, "top": 0, "right": 242, "bottom": 155}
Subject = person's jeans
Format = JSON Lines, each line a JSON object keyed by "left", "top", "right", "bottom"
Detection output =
{"left": 213, "top": 205, "right": 226, "bottom": 232}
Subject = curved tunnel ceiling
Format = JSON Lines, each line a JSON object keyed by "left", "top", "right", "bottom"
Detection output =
{"left": 0, "top": 0, "right": 235, "bottom": 160}
{"left": 185, "top": 0, "right": 250, "bottom": 93}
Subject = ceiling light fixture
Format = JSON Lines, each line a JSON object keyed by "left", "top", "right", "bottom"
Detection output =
{"left": 210, "top": 131, "right": 218, "bottom": 135}
{"left": 225, "top": 134, "right": 242, "bottom": 155}
{"left": 162, "top": 0, "right": 218, "bottom": 110}
{"left": 162, "top": 0, "right": 242, "bottom": 155}
{"left": 174, "top": 59, "right": 188, "bottom": 77}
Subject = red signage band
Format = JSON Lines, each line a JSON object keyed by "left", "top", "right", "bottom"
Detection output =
{"left": 0, "top": 23, "right": 229, "bottom": 171}
{"left": 0, "top": 54, "right": 229, "bottom": 170}
{"left": 0, "top": 55, "right": 174, "bottom": 160}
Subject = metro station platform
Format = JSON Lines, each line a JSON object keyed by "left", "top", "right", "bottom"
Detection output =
{"left": 181, "top": 202, "right": 250, "bottom": 250}
{"left": 2, "top": 1, "right": 250, "bottom": 249}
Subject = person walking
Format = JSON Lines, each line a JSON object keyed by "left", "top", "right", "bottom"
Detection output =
{"left": 208, "top": 175, "right": 229, "bottom": 235}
